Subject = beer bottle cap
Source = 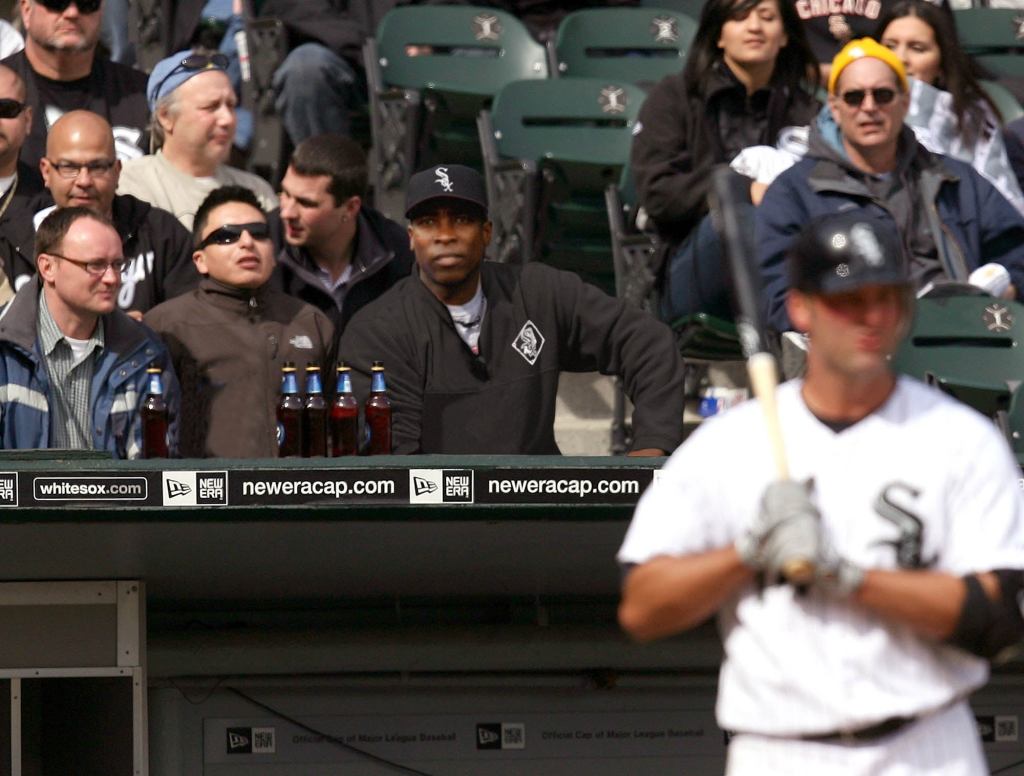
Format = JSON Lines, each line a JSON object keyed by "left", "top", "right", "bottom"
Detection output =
{"left": 336, "top": 361, "right": 350, "bottom": 372}
{"left": 146, "top": 363, "right": 162, "bottom": 374}
{"left": 371, "top": 360, "right": 385, "bottom": 371}
{"left": 282, "top": 361, "right": 296, "bottom": 371}
{"left": 306, "top": 361, "right": 320, "bottom": 371}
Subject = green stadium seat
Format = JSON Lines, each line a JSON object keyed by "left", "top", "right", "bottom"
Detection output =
{"left": 892, "top": 294, "right": 1024, "bottom": 446}
{"left": 640, "top": 0, "right": 706, "bottom": 22}
{"left": 479, "top": 77, "right": 645, "bottom": 293}
{"left": 364, "top": 6, "right": 548, "bottom": 221}
{"left": 980, "top": 79, "right": 1024, "bottom": 123}
{"left": 955, "top": 8, "right": 1024, "bottom": 55}
{"left": 551, "top": 8, "right": 697, "bottom": 87}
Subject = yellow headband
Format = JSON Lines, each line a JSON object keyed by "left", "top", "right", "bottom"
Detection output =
{"left": 828, "top": 38, "right": 909, "bottom": 95}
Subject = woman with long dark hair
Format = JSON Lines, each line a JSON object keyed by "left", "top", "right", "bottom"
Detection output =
{"left": 875, "top": 0, "right": 1024, "bottom": 212}
{"left": 877, "top": 0, "right": 999, "bottom": 143}
{"left": 632, "top": 0, "right": 820, "bottom": 321}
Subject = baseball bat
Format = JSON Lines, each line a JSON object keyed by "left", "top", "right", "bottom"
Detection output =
{"left": 708, "top": 166, "right": 814, "bottom": 585}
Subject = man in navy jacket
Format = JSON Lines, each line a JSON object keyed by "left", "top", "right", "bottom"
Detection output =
{"left": 757, "top": 38, "right": 1024, "bottom": 332}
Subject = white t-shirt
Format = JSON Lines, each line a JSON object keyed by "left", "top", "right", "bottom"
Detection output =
{"left": 618, "top": 377, "right": 1024, "bottom": 736}
{"left": 446, "top": 284, "right": 486, "bottom": 354}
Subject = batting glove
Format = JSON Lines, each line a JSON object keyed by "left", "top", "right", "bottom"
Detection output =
{"left": 736, "top": 479, "right": 821, "bottom": 585}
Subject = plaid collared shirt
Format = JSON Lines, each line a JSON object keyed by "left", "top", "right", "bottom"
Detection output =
{"left": 37, "top": 292, "right": 104, "bottom": 449}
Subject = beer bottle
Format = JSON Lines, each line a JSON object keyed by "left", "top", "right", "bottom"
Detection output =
{"left": 303, "top": 362, "right": 328, "bottom": 457}
{"left": 364, "top": 360, "right": 392, "bottom": 455}
{"left": 277, "top": 361, "right": 304, "bottom": 457}
{"left": 141, "top": 363, "right": 169, "bottom": 459}
{"left": 330, "top": 362, "right": 359, "bottom": 456}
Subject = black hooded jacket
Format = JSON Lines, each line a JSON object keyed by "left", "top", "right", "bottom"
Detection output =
{"left": 0, "top": 193, "right": 198, "bottom": 313}
{"left": 271, "top": 205, "right": 413, "bottom": 333}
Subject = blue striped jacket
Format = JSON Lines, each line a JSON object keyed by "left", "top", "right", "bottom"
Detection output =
{"left": 0, "top": 277, "right": 180, "bottom": 458}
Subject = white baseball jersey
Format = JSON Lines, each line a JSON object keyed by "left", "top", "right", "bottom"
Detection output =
{"left": 619, "top": 377, "right": 1024, "bottom": 738}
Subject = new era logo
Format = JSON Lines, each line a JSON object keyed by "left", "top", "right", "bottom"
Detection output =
{"left": 0, "top": 473, "right": 17, "bottom": 507}
{"left": 227, "top": 728, "right": 251, "bottom": 753}
{"left": 413, "top": 476, "right": 438, "bottom": 496}
{"left": 476, "top": 724, "right": 501, "bottom": 749}
{"left": 409, "top": 470, "right": 474, "bottom": 504}
{"left": 476, "top": 722, "right": 525, "bottom": 750}
{"left": 163, "top": 471, "right": 228, "bottom": 506}
{"left": 166, "top": 479, "right": 191, "bottom": 498}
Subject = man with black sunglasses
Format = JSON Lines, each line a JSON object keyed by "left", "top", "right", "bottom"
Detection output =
{"left": 757, "top": 37, "right": 1024, "bottom": 333}
{"left": 2, "top": 0, "right": 148, "bottom": 170}
{"left": 0, "top": 64, "right": 45, "bottom": 304}
{"left": 0, "top": 206, "right": 180, "bottom": 457}
{"left": 144, "top": 185, "right": 334, "bottom": 458}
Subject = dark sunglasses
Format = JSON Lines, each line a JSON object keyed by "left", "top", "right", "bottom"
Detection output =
{"left": 198, "top": 222, "right": 271, "bottom": 248}
{"left": 37, "top": 0, "right": 101, "bottom": 13}
{"left": 151, "top": 53, "right": 230, "bottom": 105}
{"left": 0, "top": 99, "right": 26, "bottom": 119}
{"left": 839, "top": 87, "right": 897, "bottom": 108}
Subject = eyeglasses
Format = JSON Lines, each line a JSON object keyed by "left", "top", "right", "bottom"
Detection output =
{"left": 45, "top": 158, "right": 117, "bottom": 179}
{"left": 0, "top": 99, "right": 26, "bottom": 119}
{"left": 36, "top": 0, "right": 101, "bottom": 14}
{"left": 151, "top": 52, "right": 230, "bottom": 105}
{"left": 198, "top": 222, "right": 271, "bottom": 249}
{"left": 48, "top": 253, "right": 128, "bottom": 277}
{"left": 839, "top": 87, "right": 898, "bottom": 108}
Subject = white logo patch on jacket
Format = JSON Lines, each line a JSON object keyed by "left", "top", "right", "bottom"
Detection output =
{"left": 290, "top": 335, "right": 314, "bottom": 349}
{"left": 512, "top": 321, "right": 544, "bottom": 365}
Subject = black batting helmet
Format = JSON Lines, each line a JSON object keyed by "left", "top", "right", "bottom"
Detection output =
{"left": 788, "top": 211, "right": 909, "bottom": 294}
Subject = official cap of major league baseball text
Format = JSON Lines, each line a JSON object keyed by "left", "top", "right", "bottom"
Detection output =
{"left": 405, "top": 164, "right": 488, "bottom": 219}
{"left": 788, "top": 211, "right": 909, "bottom": 294}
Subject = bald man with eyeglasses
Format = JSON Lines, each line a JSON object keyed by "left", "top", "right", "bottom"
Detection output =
{"left": 1, "top": 0, "right": 149, "bottom": 169}
{"left": 22, "top": 110, "right": 199, "bottom": 317}
{"left": 0, "top": 205, "right": 179, "bottom": 457}
{"left": 757, "top": 37, "right": 1024, "bottom": 334}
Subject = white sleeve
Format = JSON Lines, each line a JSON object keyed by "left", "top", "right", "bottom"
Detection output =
{"left": 941, "top": 417, "right": 1024, "bottom": 574}
{"left": 617, "top": 422, "right": 742, "bottom": 566}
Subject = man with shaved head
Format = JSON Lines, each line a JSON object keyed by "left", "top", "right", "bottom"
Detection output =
{"left": 1, "top": 109, "right": 196, "bottom": 315}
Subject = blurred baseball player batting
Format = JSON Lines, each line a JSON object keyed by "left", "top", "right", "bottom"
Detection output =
{"left": 618, "top": 210, "right": 1024, "bottom": 775}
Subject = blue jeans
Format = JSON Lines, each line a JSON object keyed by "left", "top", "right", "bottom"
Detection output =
{"left": 659, "top": 212, "right": 735, "bottom": 323}
{"left": 101, "top": 0, "right": 134, "bottom": 65}
{"left": 273, "top": 43, "right": 364, "bottom": 142}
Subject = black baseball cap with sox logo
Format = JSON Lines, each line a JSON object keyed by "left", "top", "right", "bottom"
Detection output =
{"left": 405, "top": 164, "right": 489, "bottom": 219}
{"left": 788, "top": 210, "right": 911, "bottom": 295}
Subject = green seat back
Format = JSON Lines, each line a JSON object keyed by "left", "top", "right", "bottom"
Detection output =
{"left": 375, "top": 6, "right": 547, "bottom": 95}
{"left": 975, "top": 54, "right": 1024, "bottom": 81}
{"left": 980, "top": 79, "right": 1024, "bottom": 123}
{"left": 640, "top": 0, "right": 705, "bottom": 23}
{"left": 554, "top": 8, "right": 696, "bottom": 85}
{"left": 892, "top": 295, "right": 1024, "bottom": 417}
{"left": 955, "top": 9, "right": 1024, "bottom": 53}
{"left": 489, "top": 78, "right": 646, "bottom": 291}
{"left": 490, "top": 78, "right": 645, "bottom": 167}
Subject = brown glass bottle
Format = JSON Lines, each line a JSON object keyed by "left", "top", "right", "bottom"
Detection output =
{"left": 364, "top": 360, "right": 392, "bottom": 455}
{"left": 330, "top": 362, "right": 359, "bottom": 456}
{"left": 303, "top": 362, "right": 327, "bottom": 457}
{"left": 141, "top": 364, "right": 168, "bottom": 458}
{"left": 277, "top": 361, "right": 304, "bottom": 457}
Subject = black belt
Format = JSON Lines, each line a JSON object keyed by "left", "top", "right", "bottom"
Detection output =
{"left": 801, "top": 714, "right": 919, "bottom": 744}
